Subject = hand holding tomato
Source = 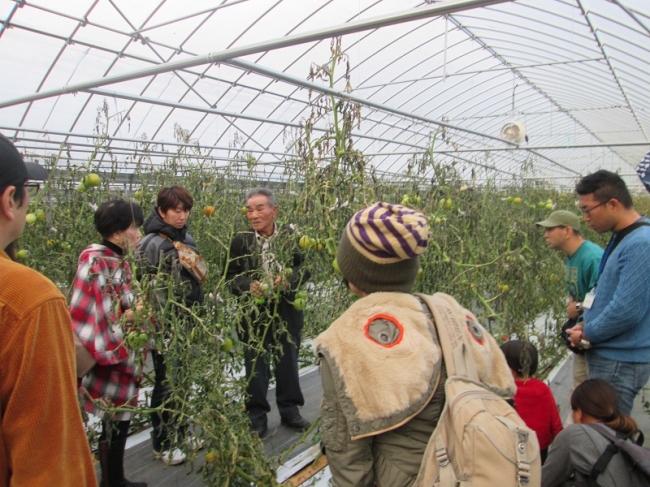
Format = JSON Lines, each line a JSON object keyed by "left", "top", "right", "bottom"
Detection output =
{"left": 273, "top": 274, "right": 289, "bottom": 291}
{"left": 123, "top": 309, "right": 135, "bottom": 323}
{"left": 250, "top": 280, "right": 268, "bottom": 298}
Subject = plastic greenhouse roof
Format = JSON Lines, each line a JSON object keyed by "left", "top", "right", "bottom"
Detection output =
{"left": 0, "top": 0, "right": 648, "bottom": 187}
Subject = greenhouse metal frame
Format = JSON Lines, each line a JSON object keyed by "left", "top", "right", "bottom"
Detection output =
{"left": 0, "top": 0, "right": 648, "bottom": 187}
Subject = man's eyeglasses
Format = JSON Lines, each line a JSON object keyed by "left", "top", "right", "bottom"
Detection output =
{"left": 579, "top": 199, "right": 610, "bottom": 216}
{"left": 24, "top": 182, "right": 40, "bottom": 198}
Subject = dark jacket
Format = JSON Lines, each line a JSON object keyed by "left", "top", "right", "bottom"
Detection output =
{"left": 226, "top": 225, "right": 310, "bottom": 335}
{"left": 136, "top": 207, "right": 204, "bottom": 308}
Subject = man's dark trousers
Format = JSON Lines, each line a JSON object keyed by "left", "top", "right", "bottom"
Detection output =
{"left": 242, "top": 297, "right": 304, "bottom": 429}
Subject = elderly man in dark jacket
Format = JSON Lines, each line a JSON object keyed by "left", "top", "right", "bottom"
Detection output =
{"left": 226, "top": 188, "right": 311, "bottom": 437}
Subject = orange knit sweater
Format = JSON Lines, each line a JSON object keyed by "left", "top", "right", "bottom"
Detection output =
{"left": 0, "top": 250, "right": 96, "bottom": 486}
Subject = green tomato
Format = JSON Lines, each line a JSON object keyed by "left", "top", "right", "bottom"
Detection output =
{"left": 84, "top": 173, "right": 101, "bottom": 187}
{"left": 25, "top": 213, "right": 37, "bottom": 224}
{"left": 125, "top": 331, "right": 140, "bottom": 348}
{"left": 296, "top": 290, "right": 308, "bottom": 300}
{"left": 220, "top": 337, "right": 234, "bottom": 352}
{"left": 16, "top": 249, "right": 28, "bottom": 259}
{"left": 299, "top": 235, "right": 311, "bottom": 249}
{"left": 332, "top": 259, "right": 340, "bottom": 272}
{"left": 254, "top": 297, "right": 266, "bottom": 305}
{"left": 293, "top": 298, "right": 306, "bottom": 311}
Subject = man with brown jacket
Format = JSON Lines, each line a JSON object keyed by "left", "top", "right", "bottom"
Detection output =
{"left": 0, "top": 133, "right": 96, "bottom": 486}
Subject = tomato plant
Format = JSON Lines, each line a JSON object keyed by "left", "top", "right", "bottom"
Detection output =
{"left": 15, "top": 40, "right": 642, "bottom": 486}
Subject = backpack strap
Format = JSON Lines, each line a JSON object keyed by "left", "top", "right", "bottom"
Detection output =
{"left": 590, "top": 443, "right": 618, "bottom": 481}
{"left": 587, "top": 423, "right": 625, "bottom": 481}
{"left": 415, "top": 292, "right": 478, "bottom": 381}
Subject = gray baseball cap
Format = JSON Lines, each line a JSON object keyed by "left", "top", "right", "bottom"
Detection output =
{"left": 535, "top": 210, "right": 580, "bottom": 231}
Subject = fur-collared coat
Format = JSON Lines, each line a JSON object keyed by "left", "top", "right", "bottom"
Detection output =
{"left": 315, "top": 292, "right": 445, "bottom": 487}
{"left": 315, "top": 291, "right": 514, "bottom": 487}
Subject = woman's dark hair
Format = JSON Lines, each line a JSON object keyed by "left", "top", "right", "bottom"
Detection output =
{"left": 94, "top": 199, "right": 144, "bottom": 238}
{"left": 571, "top": 379, "right": 637, "bottom": 435}
{"left": 575, "top": 170, "right": 633, "bottom": 208}
{"left": 157, "top": 186, "right": 194, "bottom": 212}
{"left": 500, "top": 340, "right": 538, "bottom": 378}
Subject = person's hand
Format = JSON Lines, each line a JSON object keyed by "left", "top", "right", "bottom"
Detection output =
{"left": 567, "top": 324, "right": 584, "bottom": 347}
{"left": 250, "top": 280, "right": 265, "bottom": 298}
{"left": 567, "top": 295, "right": 580, "bottom": 319}
{"left": 273, "top": 274, "right": 289, "bottom": 291}
{"left": 123, "top": 309, "right": 135, "bottom": 324}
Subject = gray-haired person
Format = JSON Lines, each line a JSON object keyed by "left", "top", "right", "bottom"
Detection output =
{"left": 226, "top": 188, "right": 311, "bottom": 437}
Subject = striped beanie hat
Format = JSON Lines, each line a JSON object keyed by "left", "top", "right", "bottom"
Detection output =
{"left": 338, "top": 202, "right": 429, "bottom": 294}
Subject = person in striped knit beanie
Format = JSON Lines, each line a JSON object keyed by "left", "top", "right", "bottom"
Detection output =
{"left": 314, "top": 202, "right": 440, "bottom": 486}
{"left": 336, "top": 201, "right": 429, "bottom": 295}
{"left": 315, "top": 202, "right": 527, "bottom": 487}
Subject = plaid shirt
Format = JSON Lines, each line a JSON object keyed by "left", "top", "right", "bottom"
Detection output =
{"left": 69, "top": 244, "right": 141, "bottom": 420}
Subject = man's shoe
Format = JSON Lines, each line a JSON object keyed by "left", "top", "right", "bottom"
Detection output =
{"left": 281, "top": 415, "right": 311, "bottom": 432}
{"left": 154, "top": 447, "right": 187, "bottom": 466}
{"left": 250, "top": 423, "right": 268, "bottom": 438}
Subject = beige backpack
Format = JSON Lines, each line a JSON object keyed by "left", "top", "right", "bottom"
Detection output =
{"left": 414, "top": 293, "right": 541, "bottom": 487}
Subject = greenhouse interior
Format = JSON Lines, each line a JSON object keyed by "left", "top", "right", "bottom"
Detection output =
{"left": 1, "top": 0, "right": 650, "bottom": 486}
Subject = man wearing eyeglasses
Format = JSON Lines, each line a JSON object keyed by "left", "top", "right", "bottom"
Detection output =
{"left": 0, "top": 134, "right": 96, "bottom": 485}
{"left": 567, "top": 170, "right": 650, "bottom": 415}
{"left": 536, "top": 210, "right": 603, "bottom": 393}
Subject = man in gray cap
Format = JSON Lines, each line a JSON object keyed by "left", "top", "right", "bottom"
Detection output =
{"left": 0, "top": 133, "right": 96, "bottom": 484}
{"left": 536, "top": 210, "right": 603, "bottom": 391}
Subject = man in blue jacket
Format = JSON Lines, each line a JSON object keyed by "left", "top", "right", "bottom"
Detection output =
{"left": 568, "top": 170, "right": 650, "bottom": 415}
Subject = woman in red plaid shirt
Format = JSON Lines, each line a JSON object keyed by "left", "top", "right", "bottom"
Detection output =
{"left": 70, "top": 199, "right": 147, "bottom": 487}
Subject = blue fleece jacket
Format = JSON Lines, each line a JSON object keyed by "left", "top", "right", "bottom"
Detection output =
{"left": 584, "top": 224, "right": 650, "bottom": 363}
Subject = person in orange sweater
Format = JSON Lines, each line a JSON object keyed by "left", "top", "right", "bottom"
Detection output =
{"left": 500, "top": 339, "right": 563, "bottom": 464}
{"left": 0, "top": 133, "right": 96, "bottom": 486}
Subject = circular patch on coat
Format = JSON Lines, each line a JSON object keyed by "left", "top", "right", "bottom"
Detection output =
{"left": 364, "top": 314, "right": 404, "bottom": 348}
{"left": 466, "top": 316, "right": 484, "bottom": 344}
